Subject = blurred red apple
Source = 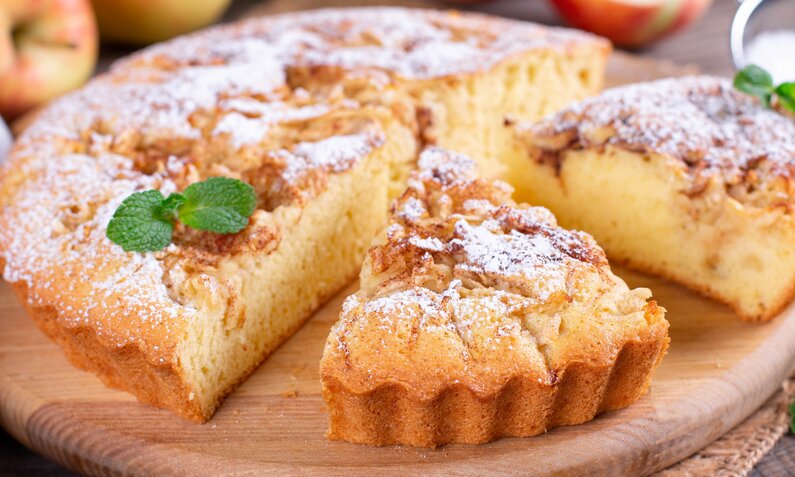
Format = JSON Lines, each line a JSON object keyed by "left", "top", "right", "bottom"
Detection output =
{"left": 90, "top": 0, "right": 233, "bottom": 46}
{"left": 550, "top": 0, "right": 713, "bottom": 47}
{"left": 0, "top": 0, "right": 97, "bottom": 120}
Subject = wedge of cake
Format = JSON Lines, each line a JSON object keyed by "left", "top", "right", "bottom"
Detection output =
{"left": 320, "top": 148, "right": 669, "bottom": 447}
{"left": 1, "top": 91, "right": 413, "bottom": 422}
{"left": 512, "top": 76, "right": 795, "bottom": 321}
{"left": 0, "top": 8, "right": 610, "bottom": 420}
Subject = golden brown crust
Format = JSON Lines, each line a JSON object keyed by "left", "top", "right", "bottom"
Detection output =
{"left": 8, "top": 261, "right": 355, "bottom": 422}
{"left": 320, "top": 148, "right": 670, "bottom": 446}
{"left": 323, "top": 335, "right": 668, "bottom": 447}
{"left": 6, "top": 277, "right": 203, "bottom": 420}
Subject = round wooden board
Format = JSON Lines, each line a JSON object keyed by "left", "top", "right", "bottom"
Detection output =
{"left": 1, "top": 266, "right": 795, "bottom": 476}
{"left": 0, "top": 9, "right": 786, "bottom": 472}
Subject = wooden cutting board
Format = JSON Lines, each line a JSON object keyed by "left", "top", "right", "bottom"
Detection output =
{"left": 1, "top": 6, "right": 789, "bottom": 474}
{"left": 2, "top": 265, "right": 795, "bottom": 476}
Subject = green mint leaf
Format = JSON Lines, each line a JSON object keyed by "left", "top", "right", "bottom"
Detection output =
{"left": 790, "top": 399, "right": 795, "bottom": 434}
{"left": 177, "top": 177, "right": 256, "bottom": 234}
{"left": 734, "top": 64, "right": 774, "bottom": 106}
{"left": 159, "top": 193, "right": 186, "bottom": 222}
{"left": 775, "top": 83, "right": 795, "bottom": 114}
{"left": 106, "top": 190, "right": 174, "bottom": 252}
{"left": 106, "top": 178, "right": 256, "bottom": 252}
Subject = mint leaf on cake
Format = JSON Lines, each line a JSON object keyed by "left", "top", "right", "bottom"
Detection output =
{"left": 775, "top": 83, "right": 795, "bottom": 114}
{"left": 178, "top": 177, "right": 256, "bottom": 233}
{"left": 734, "top": 64, "right": 774, "bottom": 106}
{"left": 106, "top": 177, "right": 257, "bottom": 252}
{"left": 734, "top": 64, "right": 795, "bottom": 114}
{"left": 106, "top": 190, "right": 174, "bottom": 252}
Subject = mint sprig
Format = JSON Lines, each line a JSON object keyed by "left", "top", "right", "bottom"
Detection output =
{"left": 790, "top": 399, "right": 795, "bottom": 435}
{"left": 107, "top": 177, "right": 256, "bottom": 252}
{"left": 734, "top": 64, "right": 795, "bottom": 114}
{"left": 178, "top": 177, "right": 256, "bottom": 233}
{"left": 106, "top": 190, "right": 175, "bottom": 252}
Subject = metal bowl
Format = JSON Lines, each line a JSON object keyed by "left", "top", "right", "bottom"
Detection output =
{"left": 731, "top": 0, "right": 795, "bottom": 71}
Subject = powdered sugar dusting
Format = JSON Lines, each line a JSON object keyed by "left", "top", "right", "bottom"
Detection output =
{"left": 17, "top": 44, "right": 286, "bottom": 152}
{"left": 366, "top": 147, "right": 606, "bottom": 306}
{"left": 417, "top": 146, "right": 477, "bottom": 184}
{"left": 521, "top": 76, "right": 795, "bottom": 203}
{"left": 276, "top": 133, "right": 382, "bottom": 185}
{"left": 450, "top": 219, "right": 567, "bottom": 299}
{"left": 0, "top": 152, "right": 194, "bottom": 358}
{"left": 117, "top": 7, "right": 603, "bottom": 82}
{"left": 291, "top": 8, "right": 602, "bottom": 79}
{"left": 213, "top": 102, "right": 333, "bottom": 149}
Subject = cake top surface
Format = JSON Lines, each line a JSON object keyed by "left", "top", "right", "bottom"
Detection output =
{"left": 519, "top": 76, "right": 795, "bottom": 206}
{"left": 118, "top": 7, "right": 606, "bottom": 81}
{"left": 322, "top": 148, "right": 665, "bottom": 396}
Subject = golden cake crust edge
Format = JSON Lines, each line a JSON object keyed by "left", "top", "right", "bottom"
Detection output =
{"left": 5, "top": 263, "right": 345, "bottom": 422}
{"left": 321, "top": 305, "right": 668, "bottom": 448}
{"left": 2, "top": 268, "right": 202, "bottom": 420}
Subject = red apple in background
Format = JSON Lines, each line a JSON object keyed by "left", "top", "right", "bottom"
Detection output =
{"left": 90, "top": 0, "right": 233, "bottom": 46}
{"left": 0, "top": 0, "right": 97, "bottom": 120}
{"left": 550, "top": 0, "right": 713, "bottom": 48}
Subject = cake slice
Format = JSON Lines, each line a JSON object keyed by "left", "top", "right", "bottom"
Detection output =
{"left": 320, "top": 148, "right": 669, "bottom": 447}
{"left": 0, "top": 61, "right": 416, "bottom": 421}
{"left": 512, "top": 76, "right": 795, "bottom": 321}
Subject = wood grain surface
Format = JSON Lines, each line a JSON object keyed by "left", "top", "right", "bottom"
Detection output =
{"left": 4, "top": 0, "right": 795, "bottom": 475}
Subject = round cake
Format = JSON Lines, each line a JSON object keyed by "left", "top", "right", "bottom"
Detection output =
{"left": 0, "top": 8, "right": 609, "bottom": 421}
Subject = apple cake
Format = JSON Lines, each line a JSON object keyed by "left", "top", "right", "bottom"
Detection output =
{"left": 512, "top": 76, "right": 795, "bottom": 321}
{"left": 320, "top": 147, "right": 669, "bottom": 447}
{"left": 0, "top": 8, "right": 609, "bottom": 421}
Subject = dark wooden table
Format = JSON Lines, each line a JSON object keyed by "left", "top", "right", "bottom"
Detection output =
{"left": 2, "top": 0, "right": 793, "bottom": 475}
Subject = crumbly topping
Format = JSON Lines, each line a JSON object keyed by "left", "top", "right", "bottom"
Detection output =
{"left": 212, "top": 103, "right": 333, "bottom": 149}
{"left": 518, "top": 76, "right": 795, "bottom": 207}
{"left": 363, "top": 147, "right": 607, "bottom": 302}
{"left": 339, "top": 282, "right": 531, "bottom": 362}
{"left": 284, "top": 134, "right": 380, "bottom": 180}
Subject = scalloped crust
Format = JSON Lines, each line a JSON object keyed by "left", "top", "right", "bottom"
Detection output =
{"left": 321, "top": 334, "right": 669, "bottom": 448}
{"left": 4, "top": 272, "right": 322, "bottom": 422}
